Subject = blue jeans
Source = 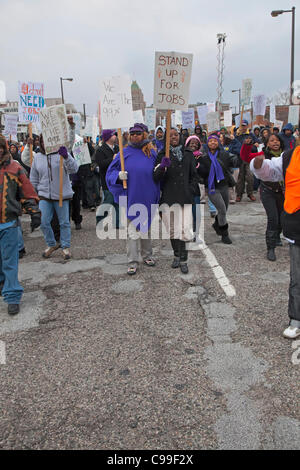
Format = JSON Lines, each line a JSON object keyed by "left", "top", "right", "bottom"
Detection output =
{"left": 208, "top": 198, "right": 217, "bottom": 214}
{"left": 0, "top": 226, "right": 24, "bottom": 304}
{"left": 39, "top": 200, "right": 71, "bottom": 249}
{"left": 17, "top": 221, "right": 24, "bottom": 251}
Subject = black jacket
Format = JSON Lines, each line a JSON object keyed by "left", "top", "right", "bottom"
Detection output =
{"left": 197, "top": 148, "right": 239, "bottom": 189}
{"left": 153, "top": 147, "right": 200, "bottom": 206}
{"left": 93, "top": 142, "right": 118, "bottom": 190}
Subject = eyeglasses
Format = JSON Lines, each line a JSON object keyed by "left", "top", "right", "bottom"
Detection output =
{"left": 130, "top": 131, "right": 142, "bottom": 136}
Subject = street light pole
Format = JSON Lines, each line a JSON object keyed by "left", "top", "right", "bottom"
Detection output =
{"left": 60, "top": 77, "right": 73, "bottom": 105}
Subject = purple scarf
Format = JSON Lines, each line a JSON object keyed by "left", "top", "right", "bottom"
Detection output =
{"left": 207, "top": 150, "right": 225, "bottom": 194}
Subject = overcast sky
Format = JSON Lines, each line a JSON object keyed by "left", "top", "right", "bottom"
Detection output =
{"left": 2, "top": 0, "right": 299, "bottom": 115}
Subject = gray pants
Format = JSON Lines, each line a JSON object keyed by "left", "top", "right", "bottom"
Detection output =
{"left": 289, "top": 244, "right": 300, "bottom": 327}
{"left": 208, "top": 186, "right": 229, "bottom": 226}
{"left": 127, "top": 221, "right": 152, "bottom": 267}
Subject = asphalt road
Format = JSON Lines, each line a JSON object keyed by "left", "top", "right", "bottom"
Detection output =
{"left": 0, "top": 196, "right": 299, "bottom": 450}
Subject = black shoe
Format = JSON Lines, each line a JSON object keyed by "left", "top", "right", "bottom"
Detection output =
{"left": 8, "top": 304, "right": 20, "bottom": 315}
{"left": 171, "top": 257, "right": 180, "bottom": 269}
{"left": 180, "top": 263, "right": 189, "bottom": 274}
{"left": 267, "top": 248, "right": 276, "bottom": 261}
{"left": 75, "top": 223, "right": 82, "bottom": 230}
{"left": 19, "top": 248, "right": 26, "bottom": 259}
{"left": 222, "top": 234, "right": 232, "bottom": 244}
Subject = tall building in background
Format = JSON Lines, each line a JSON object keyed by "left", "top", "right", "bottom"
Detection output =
{"left": 131, "top": 81, "right": 146, "bottom": 115}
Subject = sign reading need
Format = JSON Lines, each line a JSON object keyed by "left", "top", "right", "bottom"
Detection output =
{"left": 18, "top": 81, "right": 45, "bottom": 123}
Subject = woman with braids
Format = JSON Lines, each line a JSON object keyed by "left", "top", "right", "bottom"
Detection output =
{"left": 240, "top": 133, "right": 285, "bottom": 261}
{"left": 106, "top": 123, "right": 160, "bottom": 275}
{"left": 153, "top": 128, "right": 200, "bottom": 274}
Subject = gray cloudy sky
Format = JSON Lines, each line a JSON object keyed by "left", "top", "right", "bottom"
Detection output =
{"left": 2, "top": 0, "right": 299, "bottom": 115}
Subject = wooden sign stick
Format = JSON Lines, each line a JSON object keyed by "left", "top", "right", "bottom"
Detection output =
{"left": 117, "top": 128, "right": 127, "bottom": 189}
{"left": 165, "top": 110, "right": 172, "bottom": 158}
{"left": 59, "top": 156, "right": 64, "bottom": 207}
{"left": 28, "top": 123, "right": 33, "bottom": 167}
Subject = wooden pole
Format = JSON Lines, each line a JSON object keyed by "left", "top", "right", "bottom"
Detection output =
{"left": 165, "top": 110, "right": 172, "bottom": 158}
{"left": 117, "top": 128, "right": 127, "bottom": 189}
{"left": 59, "top": 156, "right": 64, "bottom": 207}
{"left": 28, "top": 123, "right": 33, "bottom": 166}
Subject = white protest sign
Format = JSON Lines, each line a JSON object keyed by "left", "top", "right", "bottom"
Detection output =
{"left": 81, "top": 116, "right": 93, "bottom": 137}
{"left": 0, "top": 80, "right": 6, "bottom": 103}
{"left": 71, "top": 113, "right": 81, "bottom": 134}
{"left": 181, "top": 108, "right": 195, "bottom": 129}
{"left": 174, "top": 109, "right": 182, "bottom": 125}
{"left": 288, "top": 105, "right": 300, "bottom": 125}
{"left": 72, "top": 135, "right": 91, "bottom": 167}
{"left": 197, "top": 105, "right": 208, "bottom": 125}
{"left": 241, "top": 79, "right": 252, "bottom": 106}
{"left": 207, "top": 102, "right": 216, "bottom": 113}
{"left": 223, "top": 109, "right": 232, "bottom": 127}
{"left": 153, "top": 51, "right": 193, "bottom": 111}
{"left": 4, "top": 114, "right": 18, "bottom": 137}
{"left": 274, "top": 120, "right": 283, "bottom": 131}
{"left": 253, "top": 95, "right": 267, "bottom": 117}
{"left": 207, "top": 112, "right": 220, "bottom": 133}
{"left": 171, "top": 113, "right": 176, "bottom": 128}
{"left": 145, "top": 108, "right": 156, "bottom": 130}
{"left": 92, "top": 116, "right": 99, "bottom": 142}
{"left": 235, "top": 112, "right": 251, "bottom": 127}
{"left": 40, "top": 104, "right": 69, "bottom": 155}
{"left": 269, "top": 104, "right": 276, "bottom": 123}
{"left": 132, "top": 109, "right": 144, "bottom": 124}
{"left": 100, "top": 75, "right": 133, "bottom": 129}
{"left": 18, "top": 81, "right": 45, "bottom": 123}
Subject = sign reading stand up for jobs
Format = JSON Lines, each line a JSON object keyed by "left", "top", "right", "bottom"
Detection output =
{"left": 153, "top": 51, "right": 193, "bottom": 111}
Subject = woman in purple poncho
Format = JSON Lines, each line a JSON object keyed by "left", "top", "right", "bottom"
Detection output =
{"left": 106, "top": 123, "right": 160, "bottom": 275}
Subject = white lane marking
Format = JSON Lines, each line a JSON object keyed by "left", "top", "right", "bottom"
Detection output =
{"left": 0, "top": 340, "right": 6, "bottom": 364}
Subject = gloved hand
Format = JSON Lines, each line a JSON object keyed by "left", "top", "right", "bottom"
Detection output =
{"left": 31, "top": 213, "right": 41, "bottom": 232}
{"left": 118, "top": 171, "right": 128, "bottom": 181}
{"left": 58, "top": 146, "right": 68, "bottom": 159}
{"left": 160, "top": 157, "right": 171, "bottom": 169}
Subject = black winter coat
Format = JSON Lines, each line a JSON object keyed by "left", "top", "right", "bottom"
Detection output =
{"left": 197, "top": 148, "right": 239, "bottom": 189}
{"left": 93, "top": 142, "right": 119, "bottom": 190}
{"left": 153, "top": 147, "right": 200, "bottom": 206}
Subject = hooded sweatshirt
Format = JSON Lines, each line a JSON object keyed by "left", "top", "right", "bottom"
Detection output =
{"left": 279, "top": 123, "right": 296, "bottom": 151}
{"left": 152, "top": 126, "right": 165, "bottom": 153}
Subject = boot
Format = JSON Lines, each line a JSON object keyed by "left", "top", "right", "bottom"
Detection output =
{"left": 212, "top": 216, "right": 222, "bottom": 236}
{"left": 219, "top": 224, "right": 232, "bottom": 244}
{"left": 171, "top": 239, "right": 180, "bottom": 268}
{"left": 179, "top": 240, "right": 189, "bottom": 274}
{"left": 266, "top": 230, "right": 277, "bottom": 261}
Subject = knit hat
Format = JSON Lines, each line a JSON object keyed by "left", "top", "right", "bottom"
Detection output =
{"left": 101, "top": 129, "right": 115, "bottom": 142}
{"left": 207, "top": 134, "right": 220, "bottom": 144}
{"left": 185, "top": 135, "right": 201, "bottom": 148}
{"left": 129, "top": 123, "right": 146, "bottom": 133}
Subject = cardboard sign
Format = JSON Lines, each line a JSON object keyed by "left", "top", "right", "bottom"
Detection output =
{"left": 197, "top": 105, "right": 208, "bottom": 125}
{"left": 40, "top": 104, "right": 69, "bottom": 155}
{"left": 235, "top": 112, "right": 251, "bottom": 127}
{"left": 132, "top": 109, "right": 144, "bottom": 124}
{"left": 288, "top": 105, "right": 300, "bottom": 125}
{"left": 223, "top": 109, "right": 232, "bottom": 127}
{"left": 274, "top": 120, "right": 283, "bottom": 131}
{"left": 181, "top": 108, "right": 195, "bottom": 129}
{"left": 207, "top": 112, "right": 220, "bottom": 133}
{"left": 145, "top": 108, "right": 156, "bottom": 130}
{"left": 207, "top": 102, "right": 216, "bottom": 113}
{"left": 81, "top": 116, "right": 98, "bottom": 141}
{"left": 0, "top": 80, "right": 6, "bottom": 103}
{"left": 174, "top": 109, "right": 182, "bottom": 125}
{"left": 70, "top": 113, "right": 81, "bottom": 134}
{"left": 269, "top": 104, "right": 276, "bottom": 123}
{"left": 153, "top": 51, "right": 193, "bottom": 111}
{"left": 4, "top": 114, "right": 18, "bottom": 137}
{"left": 241, "top": 79, "right": 252, "bottom": 106}
{"left": 18, "top": 81, "right": 45, "bottom": 123}
{"left": 100, "top": 75, "right": 133, "bottom": 129}
{"left": 253, "top": 95, "right": 267, "bottom": 117}
{"left": 72, "top": 135, "right": 91, "bottom": 167}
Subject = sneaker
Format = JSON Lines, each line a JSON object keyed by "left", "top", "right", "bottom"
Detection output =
{"left": 248, "top": 194, "right": 256, "bottom": 202}
{"left": 180, "top": 263, "right": 189, "bottom": 274}
{"left": 42, "top": 244, "right": 60, "bottom": 258}
{"left": 283, "top": 326, "right": 300, "bottom": 339}
{"left": 236, "top": 196, "right": 242, "bottom": 202}
{"left": 89, "top": 207, "right": 96, "bottom": 212}
{"left": 62, "top": 248, "right": 71, "bottom": 260}
{"left": 8, "top": 304, "right": 20, "bottom": 315}
{"left": 171, "top": 257, "right": 180, "bottom": 269}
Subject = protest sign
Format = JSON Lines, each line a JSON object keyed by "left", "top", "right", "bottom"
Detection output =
{"left": 100, "top": 75, "right": 133, "bottom": 129}
{"left": 207, "top": 112, "right": 220, "bottom": 133}
{"left": 40, "top": 104, "right": 69, "bottom": 155}
{"left": 18, "top": 81, "right": 45, "bottom": 123}
{"left": 174, "top": 109, "right": 182, "bottom": 125}
{"left": 4, "top": 114, "right": 18, "bottom": 138}
{"left": 181, "top": 108, "right": 195, "bottom": 129}
{"left": 223, "top": 109, "right": 232, "bottom": 127}
{"left": 0, "top": 80, "right": 6, "bottom": 103}
{"left": 253, "top": 95, "right": 267, "bottom": 117}
{"left": 71, "top": 113, "right": 81, "bottom": 134}
{"left": 197, "top": 105, "right": 208, "bottom": 125}
{"left": 153, "top": 51, "right": 193, "bottom": 111}
{"left": 171, "top": 113, "right": 176, "bottom": 128}
{"left": 72, "top": 135, "right": 91, "bottom": 167}
{"left": 235, "top": 112, "right": 251, "bottom": 127}
{"left": 269, "top": 104, "right": 276, "bottom": 123}
{"left": 288, "top": 105, "right": 300, "bottom": 125}
{"left": 207, "top": 102, "right": 216, "bottom": 113}
{"left": 241, "top": 79, "right": 252, "bottom": 106}
{"left": 132, "top": 109, "right": 144, "bottom": 124}
{"left": 145, "top": 108, "right": 156, "bottom": 130}
{"left": 274, "top": 120, "right": 283, "bottom": 131}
